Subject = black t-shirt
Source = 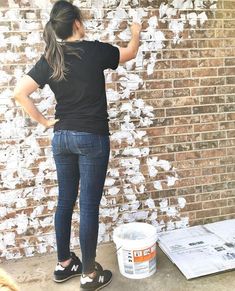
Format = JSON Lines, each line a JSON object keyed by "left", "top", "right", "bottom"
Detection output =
{"left": 27, "top": 40, "right": 120, "bottom": 135}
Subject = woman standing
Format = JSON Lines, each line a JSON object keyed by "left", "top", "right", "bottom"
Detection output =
{"left": 14, "top": 1, "right": 141, "bottom": 290}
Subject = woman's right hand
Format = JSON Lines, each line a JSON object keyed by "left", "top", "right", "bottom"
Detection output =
{"left": 130, "top": 22, "right": 142, "bottom": 35}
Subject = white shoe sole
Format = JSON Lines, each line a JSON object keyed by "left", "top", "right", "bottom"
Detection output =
{"left": 80, "top": 277, "right": 112, "bottom": 291}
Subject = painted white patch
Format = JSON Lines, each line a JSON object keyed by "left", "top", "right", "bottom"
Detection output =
{"left": 178, "top": 197, "right": 186, "bottom": 209}
{"left": 145, "top": 198, "right": 155, "bottom": 209}
{"left": 122, "top": 147, "right": 149, "bottom": 157}
{"left": 16, "top": 198, "right": 27, "bottom": 209}
{"left": 150, "top": 211, "right": 158, "bottom": 221}
{"left": 187, "top": 12, "right": 198, "bottom": 26}
{"left": 0, "top": 33, "right": 7, "bottom": 47}
{"left": 175, "top": 217, "right": 189, "bottom": 228}
{"left": 107, "top": 187, "right": 120, "bottom": 196}
{"left": 3, "top": 232, "right": 16, "bottom": 247}
{"left": 133, "top": 210, "right": 149, "bottom": 220}
{"left": 166, "top": 206, "right": 178, "bottom": 217}
{"left": 105, "top": 178, "right": 116, "bottom": 187}
{"left": 106, "top": 88, "right": 120, "bottom": 102}
{"left": 160, "top": 199, "right": 168, "bottom": 212}
{"left": 167, "top": 220, "right": 175, "bottom": 231}
{"left": 47, "top": 201, "right": 56, "bottom": 211}
{"left": 0, "top": 207, "right": 7, "bottom": 218}
{"left": 167, "top": 175, "right": 179, "bottom": 186}
{"left": 0, "top": 70, "right": 12, "bottom": 85}
{"left": 169, "top": 20, "right": 184, "bottom": 44}
{"left": 198, "top": 12, "right": 208, "bottom": 25}
{"left": 129, "top": 7, "right": 147, "bottom": 23}
{"left": 40, "top": 216, "right": 53, "bottom": 228}
{"left": 31, "top": 206, "right": 44, "bottom": 219}
{"left": 0, "top": 0, "right": 218, "bottom": 259}
{"left": 16, "top": 214, "right": 28, "bottom": 234}
{"left": 25, "top": 47, "right": 38, "bottom": 59}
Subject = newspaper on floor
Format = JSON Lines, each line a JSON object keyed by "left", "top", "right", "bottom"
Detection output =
{"left": 158, "top": 219, "right": 235, "bottom": 279}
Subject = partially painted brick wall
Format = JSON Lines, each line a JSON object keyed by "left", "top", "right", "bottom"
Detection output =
{"left": 0, "top": 0, "right": 234, "bottom": 260}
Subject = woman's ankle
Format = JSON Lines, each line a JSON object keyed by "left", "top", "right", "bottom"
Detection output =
{"left": 59, "top": 258, "right": 72, "bottom": 267}
{"left": 84, "top": 270, "right": 96, "bottom": 279}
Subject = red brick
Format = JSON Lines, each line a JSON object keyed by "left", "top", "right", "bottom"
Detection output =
{"left": 194, "top": 123, "right": 218, "bottom": 132}
{"left": 203, "top": 199, "right": 227, "bottom": 209}
{"left": 174, "top": 79, "right": 199, "bottom": 88}
{"left": 196, "top": 209, "right": 220, "bottom": 219}
{"left": 176, "top": 151, "right": 201, "bottom": 161}
{"left": 201, "top": 148, "right": 226, "bottom": 158}
{"left": 192, "top": 68, "right": 218, "bottom": 78}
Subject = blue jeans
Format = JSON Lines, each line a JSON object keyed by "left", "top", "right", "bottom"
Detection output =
{"left": 52, "top": 130, "right": 110, "bottom": 274}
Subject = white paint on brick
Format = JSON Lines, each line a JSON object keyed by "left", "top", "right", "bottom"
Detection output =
{"left": 0, "top": 0, "right": 218, "bottom": 259}
{"left": 145, "top": 198, "right": 155, "bottom": 209}
{"left": 160, "top": 199, "right": 168, "bottom": 212}
{"left": 178, "top": 197, "right": 187, "bottom": 209}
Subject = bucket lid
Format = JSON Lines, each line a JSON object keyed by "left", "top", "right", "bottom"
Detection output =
{"left": 113, "top": 222, "right": 157, "bottom": 243}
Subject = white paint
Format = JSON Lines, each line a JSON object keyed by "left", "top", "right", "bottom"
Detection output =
{"left": 167, "top": 175, "right": 179, "bottom": 187}
{"left": 169, "top": 20, "right": 184, "bottom": 44}
{"left": 133, "top": 210, "right": 149, "bottom": 220}
{"left": 106, "top": 88, "right": 120, "bottom": 102}
{"left": 145, "top": 198, "right": 155, "bottom": 209}
{"left": 187, "top": 12, "right": 198, "bottom": 26}
{"left": 0, "top": 207, "right": 7, "bottom": 218}
{"left": 167, "top": 220, "right": 176, "bottom": 231}
{"left": 160, "top": 199, "right": 168, "bottom": 212}
{"left": 40, "top": 216, "right": 53, "bottom": 228}
{"left": 3, "top": 232, "right": 16, "bottom": 247}
{"left": 16, "top": 198, "right": 27, "bottom": 209}
{"left": 122, "top": 147, "right": 149, "bottom": 157}
{"left": 0, "top": 33, "right": 7, "bottom": 47}
{"left": 107, "top": 187, "right": 120, "bottom": 196}
{"left": 47, "top": 201, "right": 56, "bottom": 211}
{"left": 25, "top": 47, "right": 38, "bottom": 59}
{"left": 166, "top": 206, "right": 178, "bottom": 217}
{"left": 129, "top": 8, "right": 147, "bottom": 23}
{"left": 0, "top": 51, "right": 20, "bottom": 63}
{"left": 105, "top": 178, "right": 116, "bottom": 187}
{"left": 0, "top": 70, "right": 12, "bottom": 85}
{"left": 16, "top": 214, "right": 28, "bottom": 234}
{"left": 150, "top": 211, "right": 158, "bottom": 221}
{"left": 175, "top": 217, "right": 189, "bottom": 228}
{"left": 31, "top": 206, "right": 44, "bottom": 219}
{"left": 178, "top": 197, "right": 186, "bottom": 209}
{"left": 198, "top": 12, "right": 208, "bottom": 25}
{"left": 0, "top": 0, "right": 218, "bottom": 260}
{"left": 154, "top": 180, "right": 163, "bottom": 190}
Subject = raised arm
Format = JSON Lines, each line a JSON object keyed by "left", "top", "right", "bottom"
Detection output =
{"left": 118, "top": 22, "right": 142, "bottom": 63}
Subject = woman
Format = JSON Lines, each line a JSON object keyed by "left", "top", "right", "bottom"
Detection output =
{"left": 14, "top": 1, "right": 141, "bottom": 290}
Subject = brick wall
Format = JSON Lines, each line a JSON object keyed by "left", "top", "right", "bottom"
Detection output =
{"left": 0, "top": 0, "right": 234, "bottom": 260}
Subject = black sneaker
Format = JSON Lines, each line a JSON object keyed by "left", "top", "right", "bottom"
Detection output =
{"left": 54, "top": 252, "right": 82, "bottom": 283}
{"left": 80, "top": 267, "right": 112, "bottom": 291}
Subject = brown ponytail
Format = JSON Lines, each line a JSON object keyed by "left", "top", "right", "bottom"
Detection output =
{"left": 43, "top": 1, "right": 83, "bottom": 81}
{"left": 43, "top": 20, "right": 67, "bottom": 81}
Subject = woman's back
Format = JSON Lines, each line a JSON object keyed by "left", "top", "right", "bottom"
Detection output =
{"left": 27, "top": 40, "right": 119, "bottom": 135}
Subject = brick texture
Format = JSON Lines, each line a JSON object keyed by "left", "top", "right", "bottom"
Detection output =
{"left": 0, "top": 0, "right": 234, "bottom": 260}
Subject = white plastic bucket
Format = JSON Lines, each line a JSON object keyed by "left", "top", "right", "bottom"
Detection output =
{"left": 113, "top": 222, "right": 158, "bottom": 279}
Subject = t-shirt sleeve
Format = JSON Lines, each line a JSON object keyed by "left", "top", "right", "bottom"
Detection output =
{"left": 27, "top": 55, "right": 50, "bottom": 89}
{"left": 96, "top": 41, "right": 120, "bottom": 70}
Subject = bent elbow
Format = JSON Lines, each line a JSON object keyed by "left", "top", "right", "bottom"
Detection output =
{"left": 13, "top": 89, "right": 25, "bottom": 103}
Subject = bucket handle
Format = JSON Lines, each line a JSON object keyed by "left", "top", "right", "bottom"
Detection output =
{"left": 114, "top": 245, "right": 122, "bottom": 253}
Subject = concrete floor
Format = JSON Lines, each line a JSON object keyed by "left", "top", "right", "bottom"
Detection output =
{"left": 1, "top": 243, "right": 234, "bottom": 291}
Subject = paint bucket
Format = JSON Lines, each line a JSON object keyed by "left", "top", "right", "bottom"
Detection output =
{"left": 113, "top": 222, "right": 158, "bottom": 279}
